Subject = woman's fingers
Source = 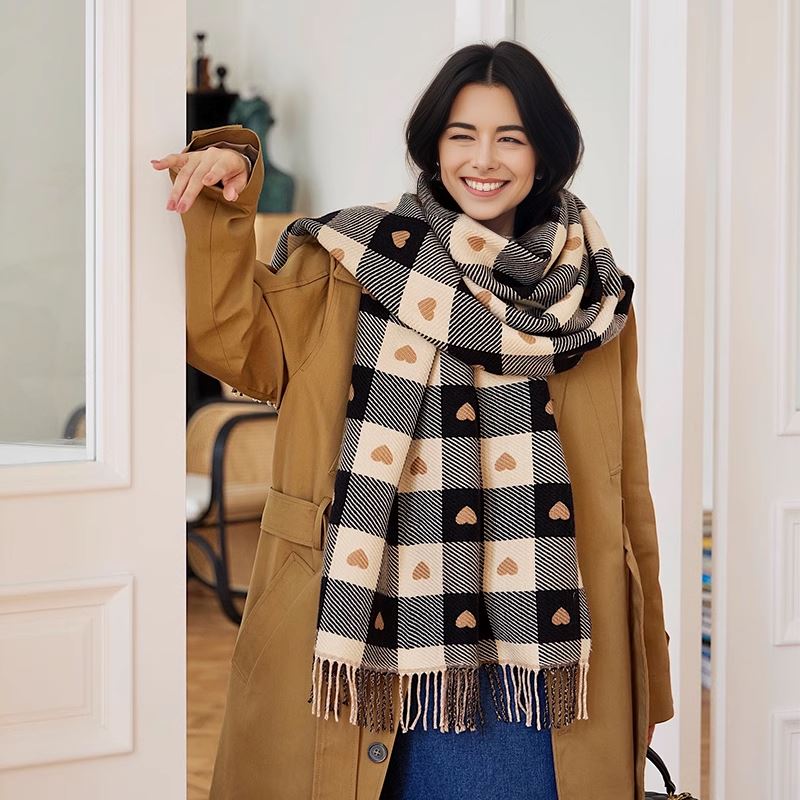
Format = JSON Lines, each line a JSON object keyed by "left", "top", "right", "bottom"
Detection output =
{"left": 148, "top": 152, "right": 202, "bottom": 212}
{"left": 150, "top": 153, "right": 184, "bottom": 171}
{"left": 222, "top": 169, "right": 250, "bottom": 202}
{"left": 199, "top": 163, "right": 239, "bottom": 202}
{"left": 221, "top": 179, "right": 240, "bottom": 202}
{"left": 151, "top": 149, "right": 248, "bottom": 212}
{"left": 181, "top": 158, "right": 234, "bottom": 210}
{"left": 200, "top": 162, "right": 226, "bottom": 186}
{"left": 206, "top": 155, "right": 248, "bottom": 202}
{"left": 180, "top": 158, "right": 245, "bottom": 206}
{"left": 166, "top": 157, "right": 201, "bottom": 212}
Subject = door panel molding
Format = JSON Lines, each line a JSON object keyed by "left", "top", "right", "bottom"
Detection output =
{"left": 772, "top": 501, "right": 800, "bottom": 646}
{"left": 0, "top": 575, "right": 133, "bottom": 769}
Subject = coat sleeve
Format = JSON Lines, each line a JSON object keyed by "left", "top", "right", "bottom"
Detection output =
{"left": 619, "top": 303, "right": 675, "bottom": 725}
{"left": 168, "top": 124, "right": 330, "bottom": 407}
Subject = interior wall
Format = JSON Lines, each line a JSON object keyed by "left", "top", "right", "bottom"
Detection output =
{"left": 235, "top": 0, "right": 457, "bottom": 216}
{"left": 186, "top": 0, "right": 246, "bottom": 92}
{"left": 516, "top": 1, "right": 631, "bottom": 275}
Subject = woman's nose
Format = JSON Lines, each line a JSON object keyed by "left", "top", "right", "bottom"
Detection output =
{"left": 472, "top": 141, "right": 500, "bottom": 171}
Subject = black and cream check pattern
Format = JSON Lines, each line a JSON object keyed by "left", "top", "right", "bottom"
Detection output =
{"left": 271, "top": 173, "right": 634, "bottom": 734}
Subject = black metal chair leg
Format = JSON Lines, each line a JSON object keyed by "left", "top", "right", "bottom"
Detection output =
{"left": 187, "top": 526, "right": 243, "bottom": 624}
{"left": 186, "top": 411, "right": 274, "bottom": 625}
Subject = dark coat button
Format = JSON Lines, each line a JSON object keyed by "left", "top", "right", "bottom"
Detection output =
{"left": 367, "top": 742, "right": 388, "bottom": 763}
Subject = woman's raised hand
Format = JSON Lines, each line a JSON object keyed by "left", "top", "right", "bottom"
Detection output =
{"left": 150, "top": 146, "right": 250, "bottom": 214}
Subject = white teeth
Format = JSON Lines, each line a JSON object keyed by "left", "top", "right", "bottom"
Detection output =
{"left": 464, "top": 179, "right": 506, "bottom": 192}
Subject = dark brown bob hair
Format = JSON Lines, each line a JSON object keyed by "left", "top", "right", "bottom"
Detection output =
{"left": 405, "top": 40, "right": 584, "bottom": 237}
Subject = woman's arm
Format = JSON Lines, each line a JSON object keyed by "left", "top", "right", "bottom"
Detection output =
{"left": 619, "top": 304, "right": 675, "bottom": 725}
{"left": 165, "top": 125, "right": 330, "bottom": 407}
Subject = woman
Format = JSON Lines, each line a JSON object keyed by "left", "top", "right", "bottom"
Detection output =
{"left": 153, "top": 40, "right": 673, "bottom": 800}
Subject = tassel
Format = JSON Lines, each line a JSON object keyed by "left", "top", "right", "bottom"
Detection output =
{"left": 308, "top": 655, "right": 589, "bottom": 733}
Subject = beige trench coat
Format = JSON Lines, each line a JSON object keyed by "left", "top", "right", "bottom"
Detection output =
{"left": 171, "top": 124, "right": 675, "bottom": 800}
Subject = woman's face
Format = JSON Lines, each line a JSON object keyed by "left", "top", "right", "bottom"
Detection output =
{"left": 437, "top": 83, "right": 537, "bottom": 238}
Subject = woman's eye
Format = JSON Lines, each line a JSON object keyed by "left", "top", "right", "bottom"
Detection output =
{"left": 448, "top": 135, "right": 524, "bottom": 144}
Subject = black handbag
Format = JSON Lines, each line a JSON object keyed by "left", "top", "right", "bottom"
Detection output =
{"left": 644, "top": 746, "right": 700, "bottom": 799}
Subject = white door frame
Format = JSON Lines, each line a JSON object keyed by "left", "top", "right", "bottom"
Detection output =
{"left": 641, "top": 0, "right": 707, "bottom": 793}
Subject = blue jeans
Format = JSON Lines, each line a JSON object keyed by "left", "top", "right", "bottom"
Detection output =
{"left": 380, "top": 667, "right": 559, "bottom": 800}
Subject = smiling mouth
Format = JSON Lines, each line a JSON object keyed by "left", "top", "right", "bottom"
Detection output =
{"left": 460, "top": 177, "right": 510, "bottom": 196}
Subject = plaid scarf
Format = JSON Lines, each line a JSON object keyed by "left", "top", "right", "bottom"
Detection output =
{"left": 271, "top": 173, "right": 634, "bottom": 734}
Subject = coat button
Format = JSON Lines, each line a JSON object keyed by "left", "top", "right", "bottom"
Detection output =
{"left": 367, "top": 742, "right": 388, "bottom": 763}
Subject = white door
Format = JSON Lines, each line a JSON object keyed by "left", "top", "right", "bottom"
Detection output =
{"left": 0, "top": 0, "right": 186, "bottom": 797}
{"left": 712, "top": 0, "right": 800, "bottom": 796}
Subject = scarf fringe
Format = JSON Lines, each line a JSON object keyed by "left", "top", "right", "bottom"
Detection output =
{"left": 307, "top": 654, "right": 589, "bottom": 734}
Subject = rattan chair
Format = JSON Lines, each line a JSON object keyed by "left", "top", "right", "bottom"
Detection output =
{"left": 186, "top": 387, "right": 278, "bottom": 623}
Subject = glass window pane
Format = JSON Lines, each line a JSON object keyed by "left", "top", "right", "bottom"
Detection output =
{"left": 0, "top": 1, "right": 90, "bottom": 466}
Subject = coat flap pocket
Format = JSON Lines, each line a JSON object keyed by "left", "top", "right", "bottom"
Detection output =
{"left": 260, "top": 486, "right": 332, "bottom": 550}
{"left": 231, "top": 550, "right": 316, "bottom": 684}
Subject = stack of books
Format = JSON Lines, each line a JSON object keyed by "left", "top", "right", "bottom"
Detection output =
{"left": 702, "top": 509, "right": 713, "bottom": 689}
